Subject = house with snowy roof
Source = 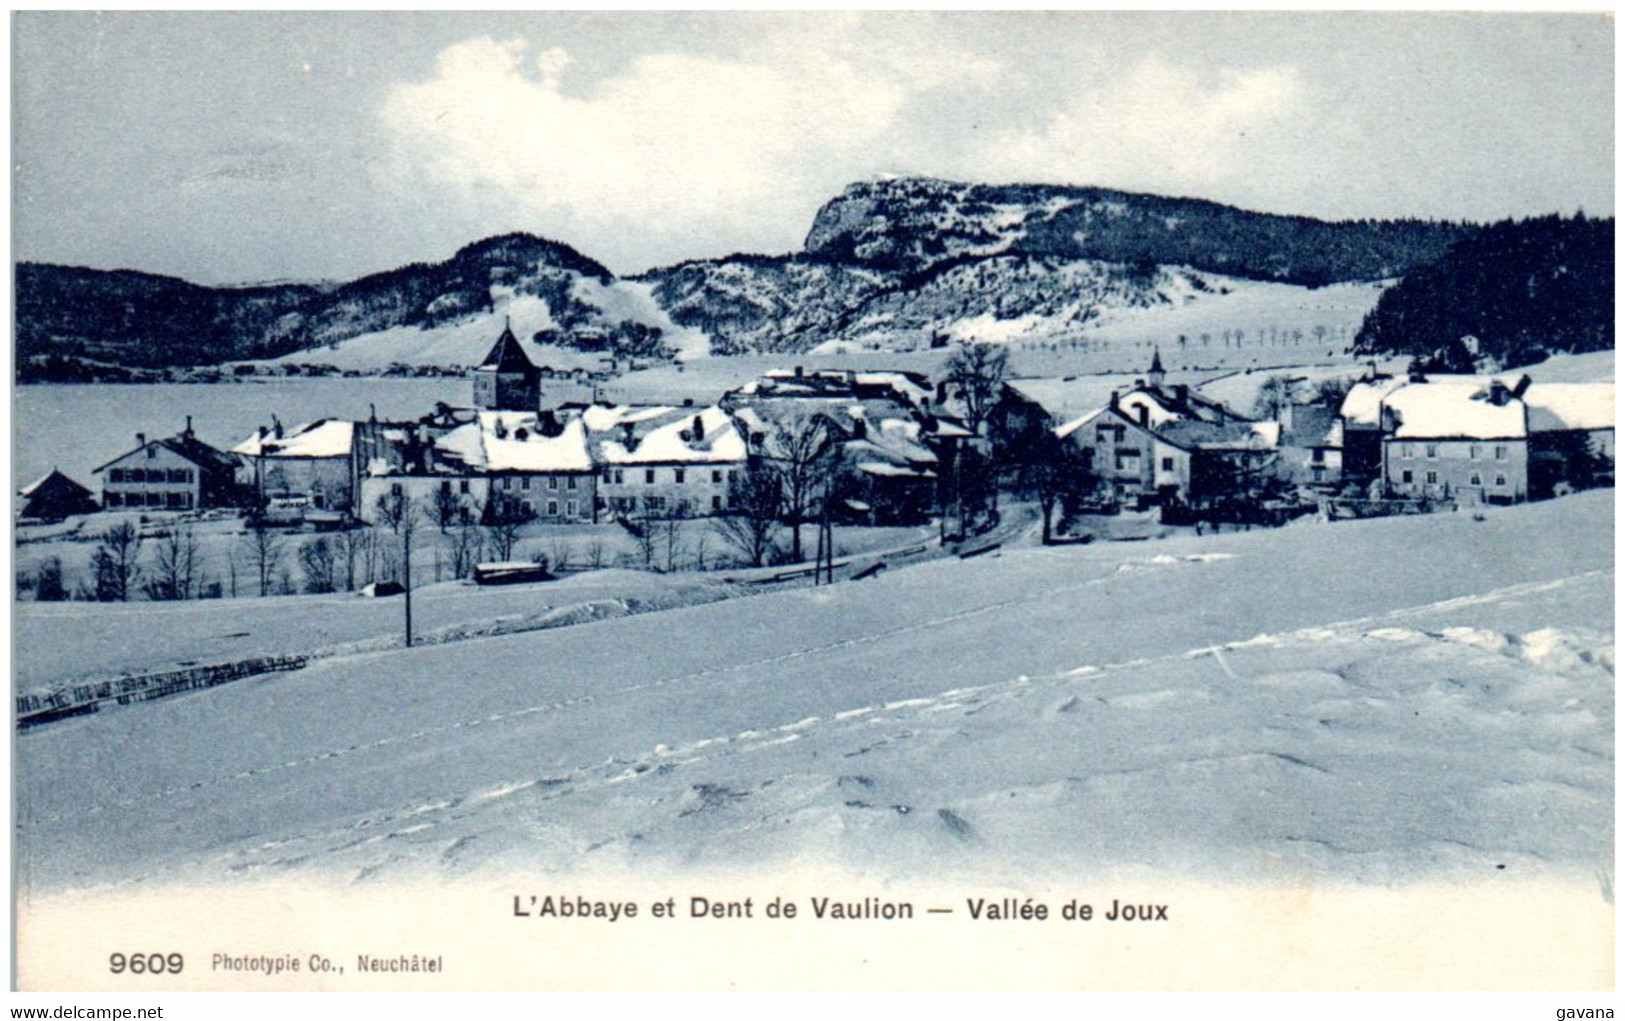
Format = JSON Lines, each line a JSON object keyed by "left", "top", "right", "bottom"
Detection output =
{"left": 357, "top": 408, "right": 598, "bottom": 525}
{"left": 585, "top": 404, "right": 746, "bottom": 518}
{"left": 232, "top": 418, "right": 357, "bottom": 516}
{"left": 1362, "top": 373, "right": 1612, "bottom": 505}
{"left": 95, "top": 419, "right": 240, "bottom": 512}
{"left": 18, "top": 468, "right": 98, "bottom": 522}
{"left": 725, "top": 368, "right": 948, "bottom": 524}
{"left": 1049, "top": 353, "right": 1268, "bottom": 509}
{"left": 1379, "top": 378, "right": 1531, "bottom": 504}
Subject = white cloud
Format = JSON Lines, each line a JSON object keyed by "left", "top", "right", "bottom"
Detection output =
{"left": 974, "top": 55, "right": 1306, "bottom": 195}
{"left": 376, "top": 21, "right": 1004, "bottom": 270}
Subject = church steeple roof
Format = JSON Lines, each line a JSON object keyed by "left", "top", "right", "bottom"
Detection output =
{"left": 478, "top": 319, "right": 535, "bottom": 374}
{"left": 1149, "top": 348, "right": 1165, "bottom": 376}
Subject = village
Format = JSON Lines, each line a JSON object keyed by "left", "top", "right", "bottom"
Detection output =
{"left": 14, "top": 322, "right": 1616, "bottom": 608}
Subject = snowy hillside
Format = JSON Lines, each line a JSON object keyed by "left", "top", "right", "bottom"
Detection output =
{"left": 15, "top": 491, "right": 1612, "bottom": 897}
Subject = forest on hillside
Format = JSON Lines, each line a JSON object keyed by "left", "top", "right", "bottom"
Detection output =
{"left": 1353, "top": 214, "right": 1614, "bottom": 369}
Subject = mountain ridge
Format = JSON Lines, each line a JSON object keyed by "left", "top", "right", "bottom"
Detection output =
{"left": 15, "top": 177, "right": 1608, "bottom": 377}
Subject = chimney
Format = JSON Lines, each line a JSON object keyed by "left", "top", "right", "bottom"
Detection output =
{"left": 272, "top": 415, "right": 283, "bottom": 439}
{"left": 1510, "top": 374, "right": 1532, "bottom": 400}
{"left": 1487, "top": 380, "right": 1510, "bottom": 406}
{"left": 683, "top": 397, "right": 695, "bottom": 407}
{"left": 935, "top": 380, "right": 948, "bottom": 404}
{"left": 184, "top": 415, "right": 194, "bottom": 437}
{"left": 258, "top": 426, "right": 268, "bottom": 441}
{"left": 621, "top": 421, "right": 638, "bottom": 451}
{"left": 1136, "top": 403, "right": 1148, "bottom": 427}
{"left": 794, "top": 365, "right": 804, "bottom": 378}
{"left": 1109, "top": 391, "right": 1120, "bottom": 410}
{"left": 692, "top": 414, "right": 705, "bottom": 442}
{"left": 136, "top": 432, "right": 146, "bottom": 449}
{"left": 853, "top": 417, "right": 867, "bottom": 439}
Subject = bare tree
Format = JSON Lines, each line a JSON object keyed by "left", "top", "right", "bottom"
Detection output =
{"left": 448, "top": 519, "right": 482, "bottom": 579}
{"left": 297, "top": 535, "right": 338, "bottom": 593}
{"left": 942, "top": 342, "right": 1010, "bottom": 436}
{"left": 92, "top": 519, "right": 143, "bottom": 601}
{"left": 374, "top": 490, "right": 423, "bottom": 646}
{"left": 583, "top": 538, "right": 606, "bottom": 570}
{"left": 429, "top": 485, "right": 464, "bottom": 533}
{"left": 712, "top": 462, "right": 782, "bottom": 567}
{"left": 145, "top": 524, "right": 200, "bottom": 600}
{"left": 485, "top": 494, "right": 535, "bottom": 562}
{"left": 631, "top": 507, "right": 659, "bottom": 569}
{"left": 761, "top": 412, "right": 838, "bottom": 563}
{"left": 240, "top": 522, "right": 284, "bottom": 597}
{"left": 659, "top": 508, "right": 688, "bottom": 573}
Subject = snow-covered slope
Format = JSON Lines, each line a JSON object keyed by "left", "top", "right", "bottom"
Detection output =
{"left": 16, "top": 492, "right": 1611, "bottom": 897}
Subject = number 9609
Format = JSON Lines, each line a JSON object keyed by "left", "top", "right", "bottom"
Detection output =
{"left": 109, "top": 952, "right": 183, "bottom": 975}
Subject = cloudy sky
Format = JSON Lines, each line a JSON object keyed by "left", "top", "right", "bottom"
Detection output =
{"left": 12, "top": 11, "right": 1614, "bottom": 285}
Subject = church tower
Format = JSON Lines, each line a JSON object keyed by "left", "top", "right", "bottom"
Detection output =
{"left": 1147, "top": 348, "right": 1166, "bottom": 388}
{"left": 472, "top": 320, "right": 540, "bottom": 411}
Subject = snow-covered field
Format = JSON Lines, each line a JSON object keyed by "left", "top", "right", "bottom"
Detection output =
{"left": 15, "top": 491, "right": 1611, "bottom": 898}
{"left": 13, "top": 520, "right": 938, "bottom": 690}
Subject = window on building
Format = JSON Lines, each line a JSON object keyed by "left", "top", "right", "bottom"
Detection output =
{"left": 646, "top": 495, "right": 666, "bottom": 510}
{"left": 674, "top": 469, "right": 686, "bottom": 484}
{"left": 712, "top": 495, "right": 722, "bottom": 511}
{"left": 1402, "top": 469, "right": 1413, "bottom": 484}
{"left": 1495, "top": 474, "right": 1507, "bottom": 487}
{"left": 547, "top": 500, "right": 559, "bottom": 516}
{"left": 1311, "top": 449, "right": 1325, "bottom": 464}
{"left": 522, "top": 477, "right": 531, "bottom": 490}
{"left": 615, "top": 470, "right": 624, "bottom": 485}
{"left": 548, "top": 476, "right": 559, "bottom": 490}
{"left": 459, "top": 480, "right": 469, "bottom": 494}
{"left": 1160, "top": 457, "right": 1174, "bottom": 472}
{"left": 1312, "top": 467, "right": 1326, "bottom": 482}
{"left": 567, "top": 476, "right": 578, "bottom": 490}
{"left": 441, "top": 480, "right": 452, "bottom": 493}
{"left": 1426, "top": 444, "right": 1438, "bottom": 458}
{"left": 1470, "top": 445, "right": 1481, "bottom": 460}
{"left": 566, "top": 500, "right": 577, "bottom": 517}
{"left": 1426, "top": 470, "right": 1439, "bottom": 485}
{"left": 601, "top": 469, "right": 613, "bottom": 484}
{"left": 1470, "top": 474, "right": 1482, "bottom": 486}
{"left": 391, "top": 482, "right": 403, "bottom": 495}
{"left": 146, "top": 446, "right": 156, "bottom": 459}
{"left": 1495, "top": 445, "right": 1508, "bottom": 460}
{"left": 645, "top": 469, "right": 656, "bottom": 485}
{"left": 106, "top": 492, "right": 122, "bottom": 507}
{"left": 167, "top": 468, "right": 188, "bottom": 483}
{"left": 108, "top": 469, "right": 123, "bottom": 483}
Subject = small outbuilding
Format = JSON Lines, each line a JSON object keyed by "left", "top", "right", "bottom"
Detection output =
{"left": 18, "top": 469, "right": 98, "bottom": 522}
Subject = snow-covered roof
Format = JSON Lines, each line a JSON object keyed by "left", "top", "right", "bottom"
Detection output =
{"left": 589, "top": 405, "right": 746, "bottom": 465}
{"left": 856, "top": 461, "right": 934, "bottom": 478}
{"left": 1006, "top": 376, "right": 1134, "bottom": 421}
{"left": 1384, "top": 383, "right": 1526, "bottom": 440}
{"left": 477, "top": 412, "right": 593, "bottom": 473}
{"left": 233, "top": 419, "right": 354, "bottom": 459}
{"left": 1117, "top": 391, "right": 1184, "bottom": 429}
{"left": 1340, "top": 378, "right": 1407, "bottom": 427}
{"left": 1523, "top": 383, "right": 1615, "bottom": 433}
{"left": 1157, "top": 419, "right": 1278, "bottom": 452}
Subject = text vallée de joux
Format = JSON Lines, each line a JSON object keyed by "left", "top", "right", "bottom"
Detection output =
{"left": 512, "top": 894, "right": 1169, "bottom": 923}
